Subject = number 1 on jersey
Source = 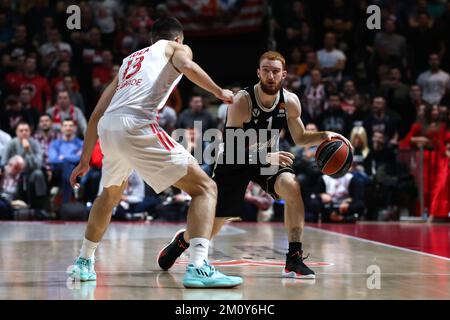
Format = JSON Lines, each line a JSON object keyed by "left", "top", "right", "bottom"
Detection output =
{"left": 267, "top": 116, "right": 273, "bottom": 130}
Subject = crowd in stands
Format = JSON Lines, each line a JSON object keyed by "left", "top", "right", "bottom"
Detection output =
{"left": 0, "top": 0, "right": 449, "bottom": 222}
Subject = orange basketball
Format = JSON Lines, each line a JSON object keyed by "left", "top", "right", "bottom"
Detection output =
{"left": 315, "top": 137, "right": 353, "bottom": 178}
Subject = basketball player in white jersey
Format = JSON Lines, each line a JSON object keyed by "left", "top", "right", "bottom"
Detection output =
{"left": 68, "top": 17, "right": 242, "bottom": 288}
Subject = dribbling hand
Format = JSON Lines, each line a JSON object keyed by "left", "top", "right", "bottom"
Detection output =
{"left": 324, "top": 131, "right": 353, "bottom": 151}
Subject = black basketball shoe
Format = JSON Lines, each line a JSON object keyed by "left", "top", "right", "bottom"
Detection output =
{"left": 157, "top": 229, "right": 189, "bottom": 270}
{"left": 282, "top": 250, "right": 316, "bottom": 279}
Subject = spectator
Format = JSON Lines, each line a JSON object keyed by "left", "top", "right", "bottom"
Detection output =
{"left": 299, "top": 51, "right": 319, "bottom": 87}
{"left": 0, "top": 155, "right": 26, "bottom": 220}
{"left": 350, "top": 93, "right": 371, "bottom": 124}
{"left": 20, "top": 56, "right": 52, "bottom": 113}
{"left": 47, "top": 89, "right": 87, "bottom": 136}
{"left": 90, "top": 0, "right": 123, "bottom": 44}
{"left": 112, "top": 171, "right": 152, "bottom": 221}
{"left": 379, "top": 67, "right": 409, "bottom": 118}
{"left": 92, "top": 50, "right": 114, "bottom": 95}
{"left": 2, "top": 122, "right": 47, "bottom": 210}
{"left": 364, "top": 97, "right": 400, "bottom": 147}
{"left": 364, "top": 131, "right": 396, "bottom": 177}
{"left": 318, "top": 94, "right": 351, "bottom": 136}
{"left": 33, "top": 114, "right": 60, "bottom": 181}
{"left": 430, "top": 132, "right": 450, "bottom": 220}
{"left": 23, "top": 0, "right": 52, "bottom": 38}
{"left": 302, "top": 69, "right": 326, "bottom": 122}
{"left": 39, "top": 27, "right": 72, "bottom": 72}
{"left": 243, "top": 181, "right": 273, "bottom": 222}
{"left": 2, "top": 24, "right": 37, "bottom": 60}
{"left": 62, "top": 76, "right": 85, "bottom": 113}
{"left": 0, "top": 11, "right": 13, "bottom": 51}
{"left": 417, "top": 53, "right": 450, "bottom": 105}
{"left": 48, "top": 119, "right": 83, "bottom": 204}
{"left": 408, "top": 12, "right": 440, "bottom": 77}
{"left": 316, "top": 32, "right": 346, "bottom": 83}
{"left": 400, "top": 103, "right": 444, "bottom": 213}
{"left": 340, "top": 80, "right": 358, "bottom": 115}
{"left": 1, "top": 95, "right": 27, "bottom": 136}
{"left": 176, "top": 95, "right": 215, "bottom": 133}
{"left": 0, "top": 129, "right": 11, "bottom": 163}
{"left": 350, "top": 126, "right": 370, "bottom": 164}
{"left": 19, "top": 87, "right": 40, "bottom": 131}
{"left": 314, "top": 172, "right": 363, "bottom": 223}
{"left": 397, "top": 85, "right": 427, "bottom": 139}
{"left": 373, "top": 18, "right": 407, "bottom": 68}
{"left": 50, "top": 60, "right": 80, "bottom": 93}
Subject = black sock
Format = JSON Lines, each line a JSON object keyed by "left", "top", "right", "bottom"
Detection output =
{"left": 288, "top": 242, "right": 302, "bottom": 255}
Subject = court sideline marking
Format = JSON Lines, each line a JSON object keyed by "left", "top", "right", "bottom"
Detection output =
{"left": 306, "top": 226, "right": 450, "bottom": 262}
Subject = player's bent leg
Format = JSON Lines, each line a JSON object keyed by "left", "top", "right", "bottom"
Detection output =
{"left": 161, "top": 163, "right": 242, "bottom": 288}
{"left": 69, "top": 182, "right": 127, "bottom": 282}
{"left": 173, "top": 162, "right": 216, "bottom": 240}
{"left": 274, "top": 172, "right": 315, "bottom": 279}
{"left": 85, "top": 182, "right": 128, "bottom": 242}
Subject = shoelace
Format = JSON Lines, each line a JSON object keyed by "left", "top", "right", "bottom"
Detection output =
{"left": 290, "top": 251, "right": 310, "bottom": 262}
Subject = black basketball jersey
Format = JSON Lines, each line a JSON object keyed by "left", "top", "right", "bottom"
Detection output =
{"left": 221, "top": 85, "right": 288, "bottom": 165}
{"left": 242, "top": 85, "right": 287, "bottom": 133}
{"left": 242, "top": 85, "right": 287, "bottom": 155}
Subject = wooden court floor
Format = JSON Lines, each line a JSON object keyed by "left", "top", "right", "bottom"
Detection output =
{"left": 0, "top": 221, "right": 449, "bottom": 300}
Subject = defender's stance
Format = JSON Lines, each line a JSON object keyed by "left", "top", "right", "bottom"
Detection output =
{"left": 158, "top": 51, "right": 351, "bottom": 279}
{"left": 68, "top": 18, "right": 242, "bottom": 288}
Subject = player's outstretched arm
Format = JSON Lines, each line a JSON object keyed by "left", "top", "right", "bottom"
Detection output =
{"left": 286, "top": 93, "right": 351, "bottom": 148}
{"left": 169, "top": 43, "right": 233, "bottom": 104}
{"left": 70, "top": 75, "right": 118, "bottom": 188}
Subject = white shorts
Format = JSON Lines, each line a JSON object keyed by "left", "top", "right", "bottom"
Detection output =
{"left": 98, "top": 114, "right": 195, "bottom": 193}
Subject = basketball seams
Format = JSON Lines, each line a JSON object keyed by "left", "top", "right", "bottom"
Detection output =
{"left": 321, "top": 143, "right": 347, "bottom": 175}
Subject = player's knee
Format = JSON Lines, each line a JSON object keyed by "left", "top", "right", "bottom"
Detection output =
{"left": 278, "top": 176, "right": 301, "bottom": 201}
{"left": 200, "top": 178, "right": 217, "bottom": 199}
{"left": 99, "top": 189, "right": 122, "bottom": 208}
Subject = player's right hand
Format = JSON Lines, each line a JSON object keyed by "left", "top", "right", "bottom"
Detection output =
{"left": 70, "top": 161, "right": 90, "bottom": 189}
{"left": 216, "top": 89, "right": 234, "bottom": 104}
{"left": 266, "top": 151, "right": 295, "bottom": 167}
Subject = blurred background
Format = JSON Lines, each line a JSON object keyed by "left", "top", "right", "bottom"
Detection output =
{"left": 0, "top": 0, "right": 449, "bottom": 223}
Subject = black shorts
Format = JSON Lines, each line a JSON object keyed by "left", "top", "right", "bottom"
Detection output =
{"left": 213, "top": 163, "right": 295, "bottom": 218}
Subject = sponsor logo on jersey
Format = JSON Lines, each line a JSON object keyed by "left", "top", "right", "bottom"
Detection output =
{"left": 252, "top": 108, "right": 260, "bottom": 117}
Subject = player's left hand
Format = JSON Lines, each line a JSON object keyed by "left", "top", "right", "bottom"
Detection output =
{"left": 70, "top": 161, "right": 90, "bottom": 189}
{"left": 324, "top": 131, "right": 353, "bottom": 151}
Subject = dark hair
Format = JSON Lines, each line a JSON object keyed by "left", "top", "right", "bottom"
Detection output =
{"left": 16, "top": 122, "right": 30, "bottom": 129}
{"left": 39, "top": 114, "right": 51, "bottom": 120}
{"left": 62, "top": 118, "right": 75, "bottom": 125}
{"left": 151, "top": 17, "right": 183, "bottom": 43}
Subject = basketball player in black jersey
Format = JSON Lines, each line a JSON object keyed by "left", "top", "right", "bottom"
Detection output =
{"left": 158, "top": 51, "right": 351, "bottom": 279}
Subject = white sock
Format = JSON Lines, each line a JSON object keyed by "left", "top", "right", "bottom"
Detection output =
{"left": 80, "top": 238, "right": 99, "bottom": 259}
{"left": 189, "top": 238, "right": 209, "bottom": 267}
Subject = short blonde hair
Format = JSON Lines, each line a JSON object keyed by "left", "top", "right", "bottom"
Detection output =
{"left": 259, "top": 51, "right": 286, "bottom": 70}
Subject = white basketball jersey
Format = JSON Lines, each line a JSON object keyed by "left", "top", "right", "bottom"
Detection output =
{"left": 106, "top": 40, "right": 183, "bottom": 119}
